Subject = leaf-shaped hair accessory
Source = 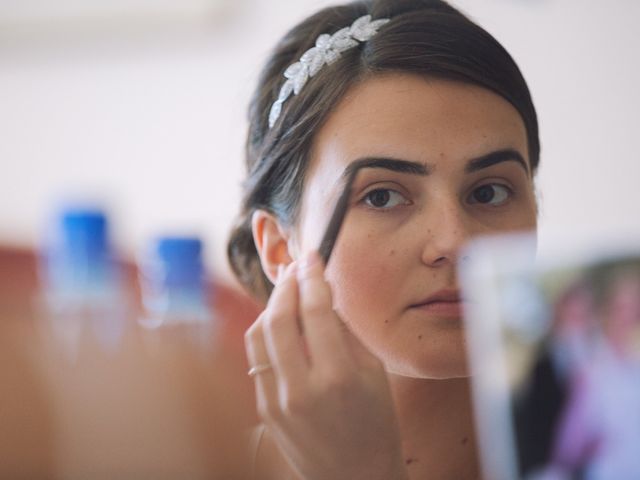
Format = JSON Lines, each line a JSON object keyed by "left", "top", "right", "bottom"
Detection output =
{"left": 350, "top": 15, "right": 390, "bottom": 41}
{"left": 283, "top": 62, "right": 309, "bottom": 95}
{"left": 268, "top": 14, "right": 390, "bottom": 128}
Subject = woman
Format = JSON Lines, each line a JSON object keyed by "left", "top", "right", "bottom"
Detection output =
{"left": 228, "top": 0, "right": 539, "bottom": 478}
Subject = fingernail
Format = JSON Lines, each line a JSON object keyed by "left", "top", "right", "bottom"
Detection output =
{"left": 276, "top": 263, "right": 285, "bottom": 283}
{"left": 298, "top": 250, "right": 322, "bottom": 275}
{"left": 284, "top": 260, "right": 297, "bottom": 277}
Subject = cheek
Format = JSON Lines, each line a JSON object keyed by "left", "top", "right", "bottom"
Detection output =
{"left": 324, "top": 228, "right": 406, "bottom": 323}
{"left": 517, "top": 198, "right": 538, "bottom": 230}
{"left": 514, "top": 186, "right": 538, "bottom": 229}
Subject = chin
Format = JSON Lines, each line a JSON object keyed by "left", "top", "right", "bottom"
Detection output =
{"left": 385, "top": 346, "right": 471, "bottom": 379}
{"left": 389, "top": 362, "right": 471, "bottom": 380}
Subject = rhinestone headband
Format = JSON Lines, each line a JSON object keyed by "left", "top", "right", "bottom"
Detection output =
{"left": 268, "top": 14, "right": 390, "bottom": 128}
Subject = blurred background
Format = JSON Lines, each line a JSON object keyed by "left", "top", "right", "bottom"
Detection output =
{"left": 1, "top": 0, "right": 639, "bottom": 282}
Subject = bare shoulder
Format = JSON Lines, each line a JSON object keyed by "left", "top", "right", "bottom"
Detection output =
{"left": 251, "top": 424, "right": 301, "bottom": 480}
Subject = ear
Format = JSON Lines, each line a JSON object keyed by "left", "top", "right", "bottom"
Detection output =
{"left": 251, "top": 210, "right": 294, "bottom": 285}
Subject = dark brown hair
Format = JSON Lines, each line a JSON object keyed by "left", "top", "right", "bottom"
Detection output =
{"left": 228, "top": 0, "right": 540, "bottom": 302}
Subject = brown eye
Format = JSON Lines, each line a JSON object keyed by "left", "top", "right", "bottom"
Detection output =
{"left": 364, "top": 189, "right": 407, "bottom": 209}
{"left": 470, "top": 184, "right": 511, "bottom": 206}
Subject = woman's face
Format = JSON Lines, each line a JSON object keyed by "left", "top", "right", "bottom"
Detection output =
{"left": 292, "top": 74, "right": 537, "bottom": 379}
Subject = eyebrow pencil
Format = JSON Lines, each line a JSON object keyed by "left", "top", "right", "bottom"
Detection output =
{"left": 318, "top": 167, "right": 359, "bottom": 265}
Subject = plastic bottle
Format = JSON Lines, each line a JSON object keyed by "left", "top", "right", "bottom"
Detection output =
{"left": 40, "top": 207, "right": 127, "bottom": 356}
{"left": 138, "top": 236, "right": 215, "bottom": 349}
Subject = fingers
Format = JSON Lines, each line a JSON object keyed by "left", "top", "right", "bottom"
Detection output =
{"left": 262, "top": 262, "right": 309, "bottom": 386}
{"left": 296, "top": 251, "right": 352, "bottom": 372}
{"left": 245, "top": 313, "right": 277, "bottom": 418}
{"left": 247, "top": 261, "right": 311, "bottom": 423}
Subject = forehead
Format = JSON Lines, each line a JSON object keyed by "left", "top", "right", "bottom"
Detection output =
{"left": 308, "top": 73, "right": 528, "bottom": 176}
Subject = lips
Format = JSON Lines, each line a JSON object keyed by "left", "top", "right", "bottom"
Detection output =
{"left": 409, "top": 289, "right": 465, "bottom": 318}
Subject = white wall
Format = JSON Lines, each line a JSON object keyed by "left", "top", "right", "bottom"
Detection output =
{"left": 1, "top": 0, "right": 639, "bottom": 283}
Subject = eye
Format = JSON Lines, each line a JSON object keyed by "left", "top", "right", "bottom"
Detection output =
{"left": 363, "top": 188, "right": 409, "bottom": 209}
{"left": 468, "top": 184, "right": 512, "bottom": 206}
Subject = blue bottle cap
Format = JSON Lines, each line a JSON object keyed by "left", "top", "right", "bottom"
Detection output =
{"left": 47, "top": 207, "right": 113, "bottom": 290}
{"left": 60, "top": 209, "right": 109, "bottom": 261}
{"left": 150, "top": 236, "right": 205, "bottom": 290}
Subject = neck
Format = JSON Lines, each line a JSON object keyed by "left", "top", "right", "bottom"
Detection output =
{"left": 387, "top": 374, "right": 480, "bottom": 479}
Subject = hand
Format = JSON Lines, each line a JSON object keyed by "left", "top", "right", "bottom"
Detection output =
{"left": 245, "top": 251, "right": 409, "bottom": 480}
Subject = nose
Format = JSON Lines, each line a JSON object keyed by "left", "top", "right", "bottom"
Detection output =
{"left": 420, "top": 200, "right": 472, "bottom": 268}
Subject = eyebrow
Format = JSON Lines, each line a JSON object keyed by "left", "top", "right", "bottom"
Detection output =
{"left": 343, "top": 157, "right": 429, "bottom": 180}
{"left": 465, "top": 149, "right": 529, "bottom": 176}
